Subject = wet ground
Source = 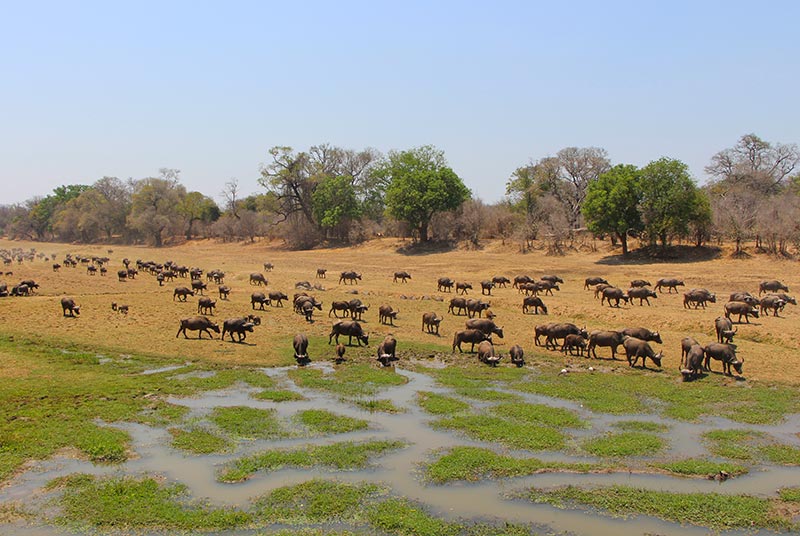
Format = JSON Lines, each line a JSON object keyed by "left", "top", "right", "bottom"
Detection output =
{"left": 2, "top": 362, "right": 799, "bottom": 535}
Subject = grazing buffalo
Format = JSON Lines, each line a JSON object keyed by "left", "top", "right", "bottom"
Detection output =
{"left": 513, "top": 275, "right": 534, "bottom": 289}
{"left": 422, "top": 312, "right": 443, "bottom": 334}
{"left": 173, "top": 287, "right": 195, "bottom": 301}
{"left": 622, "top": 337, "right": 663, "bottom": 368}
{"left": 117, "top": 269, "right": 128, "bottom": 281}
{"left": 562, "top": 334, "right": 587, "bottom": 356}
{"left": 714, "top": 317, "right": 737, "bottom": 344}
{"left": 437, "top": 277, "right": 455, "bottom": 292}
{"left": 377, "top": 335, "right": 397, "bottom": 366}
{"left": 191, "top": 280, "right": 207, "bottom": 295}
{"left": 534, "top": 322, "right": 557, "bottom": 346}
{"left": 466, "top": 299, "right": 490, "bottom": 318}
{"left": 249, "top": 273, "right": 268, "bottom": 286}
{"left": 111, "top": 302, "right": 129, "bottom": 314}
{"left": 456, "top": 282, "right": 472, "bottom": 295}
{"left": 627, "top": 287, "right": 657, "bottom": 306}
{"left": 218, "top": 285, "right": 231, "bottom": 300}
{"left": 509, "top": 344, "right": 525, "bottom": 367}
{"left": 176, "top": 316, "right": 219, "bottom": 339}
{"left": 729, "top": 292, "right": 759, "bottom": 307}
{"left": 759, "top": 280, "right": 789, "bottom": 295}
{"left": 683, "top": 289, "right": 716, "bottom": 309}
{"left": 448, "top": 297, "right": 468, "bottom": 316}
{"left": 593, "top": 283, "right": 613, "bottom": 299}
{"left": 329, "top": 300, "right": 351, "bottom": 318}
{"left": 335, "top": 343, "right": 346, "bottom": 363}
{"left": 348, "top": 299, "right": 369, "bottom": 320}
{"left": 541, "top": 274, "right": 564, "bottom": 284}
{"left": 681, "top": 343, "right": 705, "bottom": 381}
{"left": 301, "top": 300, "right": 321, "bottom": 322}
{"left": 222, "top": 317, "right": 255, "bottom": 342}
{"left": 703, "top": 342, "right": 743, "bottom": 375}
{"left": 293, "top": 333, "right": 310, "bottom": 364}
{"left": 316, "top": 268, "right": 327, "bottom": 278}
{"left": 630, "top": 279, "right": 652, "bottom": 288}
{"left": 492, "top": 276, "right": 511, "bottom": 288}
{"left": 329, "top": 320, "right": 369, "bottom": 346}
{"left": 339, "top": 271, "right": 362, "bottom": 284}
{"left": 587, "top": 330, "right": 625, "bottom": 359}
{"left": 251, "top": 292, "right": 270, "bottom": 310}
{"left": 61, "top": 297, "right": 80, "bottom": 317}
{"left": 541, "top": 323, "right": 588, "bottom": 351}
{"left": 197, "top": 297, "right": 217, "bottom": 315}
{"left": 20, "top": 280, "right": 39, "bottom": 292}
{"left": 601, "top": 287, "right": 628, "bottom": 307}
{"left": 378, "top": 304, "right": 399, "bottom": 325}
{"left": 480, "top": 280, "right": 495, "bottom": 295}
{"left": 535, "top": 280, "right": 560, "bottom": 296}
{"left": 393, "top": 271, "right": 411, "bottom": 283}
{"left": 724, "top": 301, "right": 760, "bottom": 323}
{"left": 522, "top": 296, "right": 547, "bottom": 315}
{"left": 263, "top": 262, "right": 274, "bottom": 272}
{"left": 464, "top": 318, "right": 504, "bottom": 339}
{"left": 477, "top": 340, "right": 500, "bottom": 366}
{"left": 655, "top": 278, "right": 685, "bottom": 293}
{"left": 760, "top": 295, "right": 786, "bottom": 317}
{"left": 621, "top": 327, "right": 662, "bottom": 344}
{"left": 680, "top": 336, "right": 700, "bottom": 367}
{"left": 584, "top": 276, "right": 609, "bottom": 290}
{"left": 452, "top": 329, "right": 491, "bottom": 352}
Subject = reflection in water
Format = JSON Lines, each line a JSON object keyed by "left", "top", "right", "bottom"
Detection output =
{"left": 1, "top": 363, "right": 798, "bottom": 536}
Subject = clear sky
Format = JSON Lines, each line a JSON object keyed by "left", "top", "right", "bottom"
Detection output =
{"left": 2, "top": 1, "right": 798, "bottom": 206}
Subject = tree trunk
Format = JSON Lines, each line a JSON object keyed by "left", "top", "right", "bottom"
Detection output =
{"left": 616, "top": 232, "right": 628, "bottom": 255}
{"left": 153, "top": 230, "right": 163, "bottom": 247}
{"left": 660, "top": 231, "right": 668, "bottom": 248}
{"left": 419, "top": 221, "right": 429, "bottom": 242}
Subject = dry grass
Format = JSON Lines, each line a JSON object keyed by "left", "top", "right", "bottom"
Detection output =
{"left": 0, "top": 238, "right": 798, "bottom": 383}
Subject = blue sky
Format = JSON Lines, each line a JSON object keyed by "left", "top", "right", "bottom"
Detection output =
{"left": 2, "top": 1, "right": 798, "bottom": 205}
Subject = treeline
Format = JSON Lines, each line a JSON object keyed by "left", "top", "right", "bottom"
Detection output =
{"left": 1, "top": 134, "right": 799, "bottom": 255}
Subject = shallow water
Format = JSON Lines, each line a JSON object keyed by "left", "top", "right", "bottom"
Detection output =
{"left": 2, "top": 362, "right": 799, "bottom": 535}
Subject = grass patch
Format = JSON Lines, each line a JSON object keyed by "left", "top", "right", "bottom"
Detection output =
{"left": 352, "top": 398, "right": 404, "bottom": 413}
{"left": 582, "top": 432, "right": 665, "bottom": 458}
{"left": 702, "top": 429, "right": 763, "bottom": 461}
{"left": 254, "top": 479, "right": 382, "bottom": 524}
{"left": 425, "top": 446, "right": 599, "bottom": 483}
{"left": 417, "top": 391, "right": 471, "bottom": 415}
{"left": 779, "top": 488, "right": 800, "bottom": 502}
{"left": 209, "top": 406, "right": 288, "bottom": 440}
{"left": 288, "top": 364, "right": 407, "bottom": 397}
{"left": 652, "top": 459, "right": 748, "bottom": 477}
{"left": 759, "top": 444, "right": 800, "bottom": 465}
{"left": 169, "top": 427, "right": 232, "bottom": 454}
{"left": 295, "top": 409, "right": 370, "bottom": 435}
{"left": 525, "top": 485, "right": 790, "bottom": 530}
{"left": 218, "top": 439, "right": 405, "bottom": 482}
{"left": 432, "top": 414, "right": 565, "bottom": 451}
{"left": 73, "top": 425, "right": 130, "bottom": 463}
{"left": 612, "top": 420, "right": 669, "bottom": 433}
{"left": 252, "top": 389, "right": 307, "bottom": 402}
{"left": 366, "top": 497, "right": 461, "bottom": 536}
{"left": 56, "top": 475, "right": 249, "bottom": 530}
{"left": 453, "top": 388, "right": 522, "bottom": 402}
{"left": 490, "top": 402, "right": 586, "bottom": 429}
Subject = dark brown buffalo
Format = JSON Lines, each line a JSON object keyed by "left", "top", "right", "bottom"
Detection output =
{"left": 714, "top": 317, "right": 736, "bottom": 343}
{"left": 191, "top": 280, "right": 207, "bottom": 295}
{"left": 492, "top": 276, "right": 511, "bottom": 288}
{"left": 316, "top": 268, "right": 327, "bottom": 278}
{"left": 51, "top": 263, "right": 61, "bottom": 272}
{"left": 117, "top": 269, "right": 128, "bottom": 281}
{"left": 293, "top": 333, "right": 310, "bottom": 364}
{"left": 622, "top": 337, "right": 663, "bottom": 368}
{"left": 263, "top": 262, "right": 274, "bottom": 272}
{"left": 329, "top": 300, "right": 351, "bottom": 318}
{"left": 703, "top": 342, "right": 743, "bottom": 375}
{"left": 655, "top": 278, "right": 685, "bottom": 293}
{"left": 522, "top": 296, "right": 547, "bottom": 314}
{"left": 541, "top": 323, "right": 588, "bottom": 350}
{"left": 422, "top": 312, "right": 442, "bottom": 334}
{"left": 681, "top": 343, "right": 705, "bottom": 381}
{"left": 452, "top": 329, "right": 490, "bottom": 352}
{"left": 61, "top": 297, "right": 80, "bottom": 317}
{"left": 541, "top": 275, "right": 564, "bottom": 284}
{"left": 393, "top": 271, "right": 411, "bottom": 283}
{"left": 630, "top": 279, "right": 652, "bottom": 288}
{"left": 437, "top": 277, "right": 455, "bottom": 292}
{"left": 218, "top": 285, "right": 231, "bottom": 300}
{"left": 480, "top": 280, "right": 495, "bottom": 295}
{"left": 249, "top": 273, "right": 268, "bottom": 286}
{"left": 448, "top": 297, "right": 468, "bottom": 316}
{"left": 349, "top": 300, "right": 369, "bottom": 320}
{"left": 535, "top": 280, "right": 560, "bottom": 296}
{"left": 760, "top": 295, "right": 786, "bottom": 317}
{"left": 593, "top": 283, "right": 613, "bottom": 299}
{"left": 176, "top": 316, "right": 219, "bottom": 339}
{"left": 680, "top": 336, "right": 700, "bottom": 367}
{"left": 335, "top": 343, "right": 346, "bottom": 363}
{"left": 683, "top": 289, "right": 716, "bottom": 309}
{"left": 620, "top": 327, "right": 662, "bottom": 344}
{"left": 339, "top": 271, "right": 362, "bottom": 285}
{"left": 221, "top": 317, "right": 255, "bottom": 342}
{"left": 627, "top": 287, "right": 657, "bottom": 306}
{"left": 562, "top": 334, "right": 587, "bottom": 356}
{"left": 513, "top": 275, "right": 534, "bottom": 288}
{"left": 518, "top": 282, "right": 540, "bottom": 296}
{"left": 759, "top": 280, "right": 789, "bottom": 295}
{"left": 377, "top": 335, "right": 397, "bottom": 366}
{"left": 173, "top": 287, "right": 195, "bottom": 301}
{"left": 301, "top": 300, "right": 321, "bottom": 322}
{"left": 724, "top": 301, "right": 760, "bottom": 323}
{"left": 587, "top": 330, "right": 625, "bottom": 359}
{"left": 534, "top": 322, "right": 557, "bottom": 346}
{"left": 466, "top": 299, "right": 490, "bottom": 318}
{"left": 378, "top": 304, "right": 399, "bottom": 325}
{"left": 197, "top": 297, "right": 216, "bottom": 315}
{"left": 329, "top": 320, "right": 369, "bottom": 346}
{"left": 464, "top": 318, "right": 504, "bottom": 338}
{"left": 584, "top": 276, "right": 609, "bottom": 290}
{"left": 456, "top": 282, "right": 472, "bottom": 295}
{"left": 251, "top": 292, "right": 270, "bottom": 310}
{"left": 477, "top": 340, "right": 500, "bottom": 366}
{"left": 601, "top": 287, "right": 628, "bottom": 307}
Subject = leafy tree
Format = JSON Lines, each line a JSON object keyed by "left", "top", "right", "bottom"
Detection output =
{"left": 128, "top": 172, "right": 186, "bottom": 246}
{"left": 639, "top": 158, "right": 707, "bottom": 247}
{"left": 374, "top": 145, "right": 470, "bottom": 242}
{"left": 28, "top": 184, "right": 89, "bottom": 239}
{"left": 177, "top": 191, "right": 220, "bottom": 240}
{"left": 311, "top": 175, "right": 361, "bottom": 240}
{"left": 582, "top": 164, "right": 643, "bottom": 255}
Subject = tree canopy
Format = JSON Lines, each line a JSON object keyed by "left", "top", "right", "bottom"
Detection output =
{"left": 582, "top": 164, "right": 643, "bottom": 255}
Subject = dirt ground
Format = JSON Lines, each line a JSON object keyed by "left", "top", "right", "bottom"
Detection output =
{"left": 0, "top": 237, "right": 798, "bottom": 384}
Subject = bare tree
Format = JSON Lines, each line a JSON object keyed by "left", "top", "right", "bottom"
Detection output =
{"left": 222, "top": 178, "right": 240, "bottom": 219}
{"left": 706, "top": 134, "right": 799, "bottom": 194}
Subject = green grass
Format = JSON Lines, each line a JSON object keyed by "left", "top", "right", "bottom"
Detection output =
{"left": 490, "top": 402, "right": 586, "bottom": 429}
{"left": 425, "top": 446, "right": 599, "bottom": 483}
{"left": 254, "top": 479, "right": 383, "bottom": 524}
{"left": 454, "top": 388, "right": 522, "bottom": 402}
{"left": 175, "top": 368, "right": 277, "bottom": 391}
{"left": 366, "top": 497, "right": 461, "bottom": 536}
{"left": 525, "top": 485, "right": 791, "bottom": 530}
{"left": 582, "top": 432, "right": 666, "bottom": 457}
{"left": 352, "top": 398, "right": 404, "bottom": 413}
{"left": 417, "top": 391, "right": 471, "bottom": 415}
{"left": 295, "top": 409, "right": 370, "bottom": 435}
{"left": 758, "top": 444, "right": 800, "bottom": 465}
{"left": 779, "top": 488, "right": 800, "bottom": 502}
{"left": 429, "top": 366, "right": 527, "bottom": 402}
{"left": 55, "top": 475, "right": 250, "bottom": 530}
{"left": 72, "top": 425, "right": 130, "bottom": 463}
{"left": 218, "top": 439, "right": 406, "bottom": 482}
{"left": 288, "top": 364, "right": 407, "bottom": 397}
{"left": 702, "top": 429, "right": 764, "bottom": 461}
{"left": 612, "top": 420, "right": 669, "bottom": 433}
{"left": 652, "top": 459, "right": 748, "bottom": 477}
{"left": 169, "top": 427, "right": 232, "bottom": 454}
{"left": 432, "top": 414, "right": 565, "bottom": 451}
{"left": 209, "top": 406, "right": 289, "bottom": 440}
{"left": 252, "top": 389, "right": 307, "bottom": 402}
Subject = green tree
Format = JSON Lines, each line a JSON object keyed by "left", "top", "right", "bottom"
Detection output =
{"left": 582, "top": 164, "right": 643, "bottom": 255}
{"left": 639, "top": 158, "right": 705, "bottom": 247}
{"left": 374, "top": 146, "right": 470, "bottom": 242}
{"left": 311, "top": 175, "right": 361, "bottom": 240}
{"left": 28, "top": 184, "right": 89, "bottom": 239}
{"left": 128, "top": 171, "right": 186, "bottom": 246}
{"left": 177, "top": 191, "right": 220, "bottom": 240}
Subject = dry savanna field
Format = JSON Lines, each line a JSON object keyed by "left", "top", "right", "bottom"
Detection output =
{"left": 1, "top": 237, "right": 798, "bottom": 385}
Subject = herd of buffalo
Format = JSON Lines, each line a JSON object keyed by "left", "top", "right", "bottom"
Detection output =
{"left": 1, "top": 246, "right": 796, "bottom": 379}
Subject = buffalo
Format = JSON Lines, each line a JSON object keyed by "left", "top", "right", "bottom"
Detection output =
{"left": 509, "top": 344, "right": 525, "bottom": 367}
{"left": 301, "top": 300, "right": 320, "bottom": 322}
{"left": 218, "top": 285, "right": 231, "bottom": 300}
{"left": 452, "top": 329, "right": 490, "bottom": 352}
{"left": 335, "top": 343, "right": 346, "bottom": 363}
{"left": 514, "top": 275, "right": 534, "bottom": 289}
{"left": 655, "top": 278, "right": 685, "bottom": 293}
{"left": 477, "top": 340, "right": 500, "bottom": 366}
{"left": 249, "top": 273, "right": 268, "bottom": 286}
{"left": 456, "top": 282, "right": 472, "bottom": 295}
{"left": 584, "top": 276, "right": 609, "bottom": 290}
{"left": 680, "top": 336, "right": 700, "bottom": 366}
{"left": 173, "top": 287, "right": 195, "bottom": 301}
{"left": 601, "top": 287, "right": 628, "bottom": 307}
{"left": 627, "top": 287, "right": 657, "bottom": 306}
{"left": 448, "top": 297, "right": 468, "bottom": 316}
{"left": 437, "top": 277, "right": 455, "bottom": 292}
{"left": 683, "top": 289, "right": 716, "bottom": 309}
{"left": 714, "top": 316, "right": 737, "bottom": 344}
{"left": 329, "top": 320, "right": 369, "bottom": 346}
{"left": 759, "top": 280, "right": 789, "bottom": 295}
{"left": 480, "top": 280, "right": 495, "bottom": 295}
{"left": 492, "top": 276, "right": 511, "bottom": 288}
{"left": 466, "top": 299, "right": 490, "bottom": 318}
{"left": 681, "top": 343, "right": 705, "bottom": 381}
{"left": 422, "top": 312, "right": 443, "bottom": 334}
{"left": 293, "top": 333, "right": 310, "bottom": 365}
{"left": 464, "top": 318, "right": 504, "bottom": 339}
{"left": 724, "top": 301, "right": 760, "bottom": 324}
{"left": 703, "top": 342, "right": 743, "bottom": 375}
{"left": 562, "top": 334, "right": 587, "bottom": 356}
{"left": 61, "top": 297, "right": 80, "bottom": 317}
{"left": 587, "top": 330, "right": 625, "bottom": 359}
{"left": 197, "top": 297, "right": 217, "bottom": 315}
{"left": 541, "top": 323, "right": 588, "bottom": 351}
{"left": 378, "top": 304, "right": 399, "bottom": 325}
{"left": 760, "top": 295, "right": 786, "bottom": 317}
{"left": 316, "top": 268, "right": 327, "bottom": 278}
{"left": 329, "top": 300, "right": 351, "bottom": 318}
{"left": 222, "top": 317, "right": 255, "bottom": 342}
{"left": 630, "top": 279, "right": 652, "bottom": 288}
{"left": 522, "top": 296, "right": 547, "bottom": 315}
{"left": 729, "top": 292, "right": 759, "bottom": 307}
{"left": 377, "top": 335, "right": 397, "bottom": 366}
{"left": 263, "top": 262, "right": 274, "bottom": 272}
{"left": 621, "top": 327, "right": 662, "bottom": 344}
{"left": 622, "top": 337, "right": 663, "bottom": 368}
{"left": 191, "top": 280, "right": 207, "bottom": 295}
{"left": 176, "top": 316, "right": 219, "bottom": 339}
{"left": 339, "top": 271, "right": 362, "bottom": 285}
{"left": 251, "top": 292, "right": 270, "bottom": 310}
{"left": 393, "top": 271, "right": 411, "bottom": 283}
